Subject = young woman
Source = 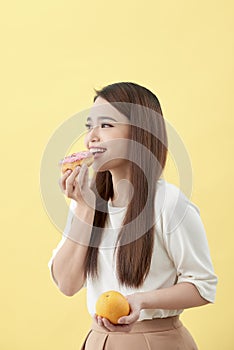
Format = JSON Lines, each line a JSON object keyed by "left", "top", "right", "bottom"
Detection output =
{"left": 48, "top": 82, "right": 218, "bottom": 349}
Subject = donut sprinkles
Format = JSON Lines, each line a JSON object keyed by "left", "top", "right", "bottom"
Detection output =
{"left": 59, "top": 151, "right": 94, "bottom": 173}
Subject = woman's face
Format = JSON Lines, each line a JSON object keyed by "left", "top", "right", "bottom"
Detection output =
{"left": 84, "top": 96, "right": 130, "bottom": 173}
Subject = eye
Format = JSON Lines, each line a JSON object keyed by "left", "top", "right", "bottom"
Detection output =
{"left": 85, "top": 123, "right": 92, "bottom": 130}
{"left": 101, "top": 123, "right": 113, "bottom": 128}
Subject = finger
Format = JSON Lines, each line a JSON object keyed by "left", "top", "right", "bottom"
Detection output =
{"left": 102, "top": 318, "right": 132, "bottom": 332}
{"left": 66, "top": 166, "right": 81, "bottom": 184}
{"left": 59, "top": 169, "right": 72, "bottom": 191}
{"left": 75, "top": 164, "right": 88, "bottom": 189}
{"left": 97, "top": 316, "right": 104, "bottom": 328}
{"left": 102, "top": 318, "right": 117, "bottom": 331}
{"left": 73, "top": 165, "right": 89, "bottom": 201}
{"left": 118, "top": 311, "right": 139, "bottom": 325}
{"left": 118, "top": 315, "right": 130, "bottom": 324}
{"left": 66, "top": 166, "right": 81, "bottom": 193}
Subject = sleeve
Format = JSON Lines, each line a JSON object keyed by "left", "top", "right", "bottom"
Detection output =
{"left": 47, "top": 199, "right": 77, "bottom": 284}
{"left": 162, "top": 185, "right": 218, "bottom": 303}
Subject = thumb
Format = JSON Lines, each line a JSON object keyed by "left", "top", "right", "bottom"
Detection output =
{"left": 118, "top": 311, "right": 139, "bottom": 325}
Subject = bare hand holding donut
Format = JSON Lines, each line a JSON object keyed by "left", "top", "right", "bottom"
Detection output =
{"left": 59, "top": 164, "right": 95, "bottom": 209}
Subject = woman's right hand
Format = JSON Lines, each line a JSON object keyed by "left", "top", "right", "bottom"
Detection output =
{"left": 59, "top": 164, "right": 96, "bottom": 209}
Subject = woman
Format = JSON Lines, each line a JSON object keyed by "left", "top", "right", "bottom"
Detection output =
{"left": 48, "top": 82, "right": 218, "bottom": 349}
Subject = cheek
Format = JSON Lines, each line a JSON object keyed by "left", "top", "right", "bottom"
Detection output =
{"left": 108, "top": 128, "right": 130, "bottom": 141}
{"left": 120, "top": 126, "right": 130, "bottom": 140}
{"left": 84, "top": 133, "right": 89, "bottom": 147}
{"left": 108, "top": 139, "right": 130, "bottom": 159}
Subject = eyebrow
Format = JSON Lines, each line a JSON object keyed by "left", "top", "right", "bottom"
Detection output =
{"left": 86, "top": 116, "right": 118, "bottom": 122}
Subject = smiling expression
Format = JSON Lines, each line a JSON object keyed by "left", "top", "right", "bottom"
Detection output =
{"left": 84, "top": 97, "right": 131, "bottom": 173}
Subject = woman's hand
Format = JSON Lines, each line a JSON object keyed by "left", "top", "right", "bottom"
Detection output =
{"left": 59, "top": 164, "right": 95, "bottom": 209}
{"left": 94, "top": 293, "right": 142, "bottom": 333}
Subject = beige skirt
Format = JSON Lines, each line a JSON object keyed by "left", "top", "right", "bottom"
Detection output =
{"left": 80, "top": 316, "right": 198, "bottom": 350}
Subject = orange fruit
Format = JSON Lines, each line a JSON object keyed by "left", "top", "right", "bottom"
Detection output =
{"left": 95, "top": 290, "right": 130, "bottom": 324}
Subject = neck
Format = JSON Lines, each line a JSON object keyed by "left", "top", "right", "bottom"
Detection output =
{"left": 110, "top": 166, "right": 133, "bottom": 207}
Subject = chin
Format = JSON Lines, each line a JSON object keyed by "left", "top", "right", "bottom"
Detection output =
{"left": 91, "top": 161, "right": 109, "bottom": 173}
{"left": 93, "top": 159, "right": 128, "bottom": 173}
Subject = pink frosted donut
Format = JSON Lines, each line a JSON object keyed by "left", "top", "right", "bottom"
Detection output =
{"left": 59, "top": 151, "right": 94, "bottom": 173}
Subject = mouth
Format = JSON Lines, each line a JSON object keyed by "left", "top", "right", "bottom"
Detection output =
{"left": 89, "top": 147, "right": 107, "bottom": 157}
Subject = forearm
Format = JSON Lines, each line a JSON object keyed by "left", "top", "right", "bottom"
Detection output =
{"left": 137, "top": 282, "right": 209, "bottom": 310}
{"left": 52, "top": 204, "right": 94, "bottom": 296}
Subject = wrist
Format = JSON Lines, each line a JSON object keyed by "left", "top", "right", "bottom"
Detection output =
{"left": 134, "top": 290, "right": 158, "bottom": 310}
{"left": 135, "top": 292, "right": 147, "bottom": 310}
{"left": 74, "top": 201, "right": 95, "bottom": 218}
{"left": 65, "top": 204, "right": 94, "bottom": 246}
{"left": 76, "top": 197, "right": 95, "bottom": 211}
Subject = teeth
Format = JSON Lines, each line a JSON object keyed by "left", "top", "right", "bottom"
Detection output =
{"left": 90, "top": 148, "right": 106, "bottom": 154}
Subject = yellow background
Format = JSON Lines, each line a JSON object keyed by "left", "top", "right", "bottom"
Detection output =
{"left": 0, "top": 0, "right": 233, "bottom": 349}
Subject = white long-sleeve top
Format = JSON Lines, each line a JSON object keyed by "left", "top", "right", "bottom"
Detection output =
{"left": 48, "top": 178, "right": 218, "bottom": 320}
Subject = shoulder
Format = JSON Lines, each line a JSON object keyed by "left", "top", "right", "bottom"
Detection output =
{"left": 155, "top": 178, "right": 200, "bottom": 233}
{"left": 156, "top": 178, "right": 200, "bottom": 213}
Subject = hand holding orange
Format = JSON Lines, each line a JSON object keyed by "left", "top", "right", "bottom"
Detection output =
{"left": 95, "top": 290, "right": 130, "bottom": 324}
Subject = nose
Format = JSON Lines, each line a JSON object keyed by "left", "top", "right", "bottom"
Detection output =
{"left": 88, "top": 125, "right": 100, "bottom": 143}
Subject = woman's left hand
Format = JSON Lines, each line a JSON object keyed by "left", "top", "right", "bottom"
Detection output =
{"left": 94, "top": 293, "right": 142, "bottom": 332}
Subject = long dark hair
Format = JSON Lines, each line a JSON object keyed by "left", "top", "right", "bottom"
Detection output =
{"left": 84, "top": 82, "right": 168, "bottom": 288}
